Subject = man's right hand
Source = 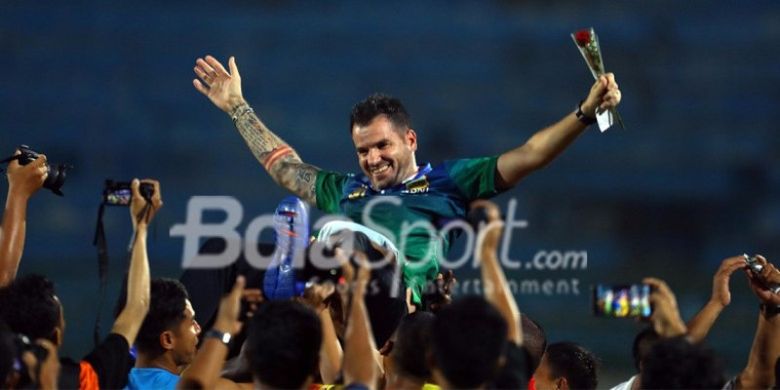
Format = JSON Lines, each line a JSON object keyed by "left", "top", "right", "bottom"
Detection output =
{"left": 130, "top": 179, "right": 162, "bottom": 230}
{"left": 710, "top": 256, "right": 748, "bottom": 308}
{"left": 193, "top": 55, "right": 245, "bottom": 114}
{"left": 745, "top": 255, "right": 780, "bottom": 306}
{"left": 6, "top": 150, "right": 47, "bottom": 200}
{"left": 644, "top": 277, "right": 687, "bottom": 338}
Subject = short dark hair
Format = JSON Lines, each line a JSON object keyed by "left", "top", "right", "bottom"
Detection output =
{"left": 632, "top": 327, "right": 660, "bottom": 372}
{"left": 246, "top": 300, "right": 322, "bottom": 389}
{"left": 0, "top": 321, "right": 14, "bottom": 385}
{"left": 640, "top": 337, "right": 725, "bottom": 389}
{"left": 521, "top": 314, "right": 547, "bottom": 372}
{"left": 0, "top": 274, "right": 61, "bottom": 342}
{"left": 393, "top": 312, "right": 435, "bottom": 381}
{"left": 545, "top": 342, "right": 599, "bottom": 390}
{"left": 432, "top": 296, "right": 507, "bottom": 389}
{"left": 349, "top": 93, "right": 411, "bottom": 133}
{"left": 131, "top": 278, "right": 189, "bottom": 357}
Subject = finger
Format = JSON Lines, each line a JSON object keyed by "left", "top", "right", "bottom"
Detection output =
{"left": 229, "top": 56, "right": 241, "bottom": 78}
{"left": 605, "top": 73, "right": 616, "bottom": 87}
{"left": 229, "top": 276, "right": 246, "bottom": 302}
{"left": 32, "top": 153, "right": 48, "bottom": 167}
{"left": 643, "top": 277, "right": 672, "bottom": 296}
{"left": 193, "top": 79, "right": 210, "bottom": 96}
{"left": 205, "top": 55, "right": 230, "bottom": 77}
{"left": 130, "top": 178, "right": 140, "bottom": 199}
{"left": 194, "top": 66, "right": 211, "bottom": 85}
{"left": 242, "top": 289, "right": 264, "bottom": 302}
{"left": 35, "top": 339, "right": 58, "bottom": 355}
{"left": 142, "top": 179, "right": 162, "bottom": 207}
{"left": 196, "top": 58, "right": 217, "bottom": 76}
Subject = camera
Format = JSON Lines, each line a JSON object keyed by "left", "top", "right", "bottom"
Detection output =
{"left": 102, "top": 180, "right": 154, "bottom": 206}
{"left": 743, "top": 254, "right": 780, "bottom": 294}
{"left": 0, "top": 145, "right": 71, "bottom": 196}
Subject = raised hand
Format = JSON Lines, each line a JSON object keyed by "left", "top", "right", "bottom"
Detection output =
{"left": 130, "top": 178, "right": 162, "bottom": 230}
{"left": 193, "top": 55, "right": 245, "bottom": 113}
{"left": 580, "top": 72, "right": 622, "bottom": 116}
{"left": 644, "top": 277, "right": 687, "bottom": 338}
{"left": 6, "top": 150, "right": 47, "bottom": 200}
{"left": 711, "top": 256, "right": 747, "bottom": 307}
{"left": 745, "top": 255, "right": 780, "bottom": 306}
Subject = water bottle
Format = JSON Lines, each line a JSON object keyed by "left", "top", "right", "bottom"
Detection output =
{"left": 263, "top": 196, "right": 310, "bottom": 300}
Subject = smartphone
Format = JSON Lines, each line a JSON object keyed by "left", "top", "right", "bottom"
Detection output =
{"left": 592, "top": 283, "right": 652, "bottom": 318}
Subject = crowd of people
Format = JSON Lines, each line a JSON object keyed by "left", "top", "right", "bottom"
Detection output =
{"left": 0, "top": 53, "right": 778, "bottom": 389}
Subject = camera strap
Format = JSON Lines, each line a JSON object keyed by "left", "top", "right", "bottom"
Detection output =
{"left": 92, "top": 203, "right": 110, "bottom": 347}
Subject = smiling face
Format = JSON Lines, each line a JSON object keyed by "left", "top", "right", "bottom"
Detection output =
{"left": 352, "top": 115, "right": 418, "bottom": 190}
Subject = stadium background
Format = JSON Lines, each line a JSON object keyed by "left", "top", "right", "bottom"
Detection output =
{"left": 2, "top": 0, "right": 780, "bottom": 384}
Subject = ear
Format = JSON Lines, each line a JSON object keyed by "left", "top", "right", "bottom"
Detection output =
{"left": 160, "top": 330, "right": 175, "bottom": 350}
{"left": 53, "top": 327, "right": 64, "bottom": 347}
{"left": 557, "top": 376, "right": 570, "bottom": 390}
{"left": 405, "top": 128, "right": 418, "bottom": 151}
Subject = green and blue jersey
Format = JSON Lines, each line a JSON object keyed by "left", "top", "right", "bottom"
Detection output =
{"left": 315, "top": 156, "right": 503, "bottom": 304}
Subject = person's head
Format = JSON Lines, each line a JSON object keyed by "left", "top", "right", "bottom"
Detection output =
{"left": 0, "top": 274, "right": 64, "bottom": 346}
{"left": 246, "top": 300, "right": 322, "bottom": 390}
{"left": 533, "top": 342, "right": 598, "bottom": 390}
{"left": 349, "top": 93, "right": 418, "bottom": 190}
{"left": 632, "top": 327, "right": 660, "bottom": 373}
{"left": 430, "top": 296, "right": 508, "bottom": 389}
{"left": 640, "top": 337, "right": 725, "bottom": 389}
{"left": 130, "top": 278, "right": 200, "bottom": 367}
{"left": 521, "top": 314, "right": 547, "bottom": 373}
{"left": 391, "top": 311, "right": 435, "bottom": 382}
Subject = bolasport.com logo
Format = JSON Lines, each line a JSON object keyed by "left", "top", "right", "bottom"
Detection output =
{"left": 170, "top": 196, "right": 588, "bottom": 297}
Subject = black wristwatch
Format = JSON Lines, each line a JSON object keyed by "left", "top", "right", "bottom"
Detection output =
{"left": 204, "top": 329, "right": 232, "bottom": 345}
{"left": 575, "top": 100, "right": 597, "bottom": 126}
{"left": 759, "top": 303, "right": 780, "bottom": 318}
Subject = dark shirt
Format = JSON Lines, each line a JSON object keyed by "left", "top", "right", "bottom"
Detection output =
{"left": 58, "top": 333, "right": 133, "bottom": 389}
{"left": 490, "top": 342, "right": 533, "bottom": 390}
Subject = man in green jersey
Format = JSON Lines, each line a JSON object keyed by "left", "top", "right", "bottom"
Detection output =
{"left": 192, "top": 55, "right": 621, "bottom": 309}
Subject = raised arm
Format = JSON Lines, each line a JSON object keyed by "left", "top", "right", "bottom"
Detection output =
{"left": 192, "top": 55, "right": 320, "bottom": 204}
{"left": 111, "top": 179, "right": 161, "bottom": 345}
{"left": 495, "top": 73, "right": 621, "bottom": 189}
{"left": 0, "top": 151, "right": 47, "bottom": 287}
{"left": 179, "top": 276, "right": 246, "bottom": 390}
{"left": 471, "top": 199, "right": 522, "bottom": 345}
{"left": 343, "top": 253, "right": 379, "bottom": 389}
{"left": 687, "top": 256, "right": 745, "bottom": 343}
{"left": 737, "top": 255, "right": 780, "bottom": 389}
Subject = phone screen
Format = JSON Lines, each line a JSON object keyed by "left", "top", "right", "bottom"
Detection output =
{"left": 593, "top": 284, "right": 652, "bottom": 318}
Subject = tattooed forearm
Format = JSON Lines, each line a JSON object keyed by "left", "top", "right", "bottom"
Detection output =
{"left": 270, "top": 160, "right": 319, "bottom": 204}
{"left": 231, "top": 102, "right": 319, "bottom": 204}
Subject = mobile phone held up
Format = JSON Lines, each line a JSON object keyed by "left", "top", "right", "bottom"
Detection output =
{"left": 593, "top": 283, "right": 652, "bottom": 319}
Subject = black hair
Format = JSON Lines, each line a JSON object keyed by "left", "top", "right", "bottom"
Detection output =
{"left": 632, "top": 327, "right": 660, "bottom": 372}
{"left": 640, "top": 337, "right": 725, "bottom": 389}
{"left": 545, "top": 342, "right": 599, "bottom": 390}
{"left": 392, "top": 311, "right": 435, "bottom": 381}
{"left": 349, "top": 93, "right": 410, "bottom": 133}
{"left": 246, "top": 300, "right": 322, "bottom": 389}
{"left": 432, "top": 296, "right": 507, "bottom": 389}
{"left": 124, "top": 278, "right": 189, "bottom": 357}
{"left": 0, "top": 321, "right": 14, "bottom": 386}
{"left": 0, "top": 274, "right": 61, "bottom": 342}
{"left": 521, "top": 314, "right": 547, "bottom": 373}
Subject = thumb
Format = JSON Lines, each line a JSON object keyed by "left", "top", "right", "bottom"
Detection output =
{"left": 229, "top": 56, "right": 240, "bottom": 78}
{"left": 131, "top": 178, "right": 140, "bottom": 198}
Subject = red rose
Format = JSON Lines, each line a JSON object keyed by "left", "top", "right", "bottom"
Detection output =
{"left": 575, "top": 29, "right": 591, "bottom": 46}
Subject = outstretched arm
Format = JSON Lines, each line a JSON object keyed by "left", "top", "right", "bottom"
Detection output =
{"left": 495, "top": 73, "right": 621, "bottom": 189}
{"left": 687, "top": 256, "right": 745, "bottom": 343}
{"left": 343, "top": 253, "right": 379, "bottom": 389}
{"left": 472, "top": 200, "right": 522, "bottom": 345}
{"left": 193, "top": 55, "right": 320, "bottom": 204}
{"left": 111, "top": 179, "right": 161, "bottom": 346}
{"left": 737, "top": 256, "right": 780, "bottom": 389}
{"left": 0, "top": 151, "right": 47, "bottom": 287}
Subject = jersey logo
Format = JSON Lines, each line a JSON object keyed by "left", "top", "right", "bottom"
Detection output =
{"left": 347, "top": 186, "right": 368, "bottom": 200}
{"left": 403, "top": 176, "right": 430, "bottom": 194}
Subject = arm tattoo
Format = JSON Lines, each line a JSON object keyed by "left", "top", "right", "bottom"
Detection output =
{"left": 232, "top": 103, "right": 320, "bottom": 204}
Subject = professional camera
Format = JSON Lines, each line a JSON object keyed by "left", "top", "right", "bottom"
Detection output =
{"left": 102, "top": 180, "right": 154, "bottom": 206}
{"left": 0, "top": 145, "right": 71, "bottom": 196}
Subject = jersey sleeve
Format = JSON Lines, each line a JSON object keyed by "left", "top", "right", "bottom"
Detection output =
{"left": 315, "top": 170, "right": 349, "bottom": 213}
{"left": 444, "top": 155, "right": 503, "bottom": 200}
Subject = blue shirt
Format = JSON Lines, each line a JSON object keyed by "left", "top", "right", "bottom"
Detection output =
{"left": 125, "top": 367, "right": 180, "bottom": 390}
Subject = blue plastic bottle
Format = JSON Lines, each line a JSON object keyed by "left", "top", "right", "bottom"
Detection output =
{"left": 263, "top": 196, "right": 310, "bottom": 300}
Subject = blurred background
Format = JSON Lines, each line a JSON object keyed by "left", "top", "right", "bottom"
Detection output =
{"left": 2, "top": 0, "right": 779, "bottom": 384}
